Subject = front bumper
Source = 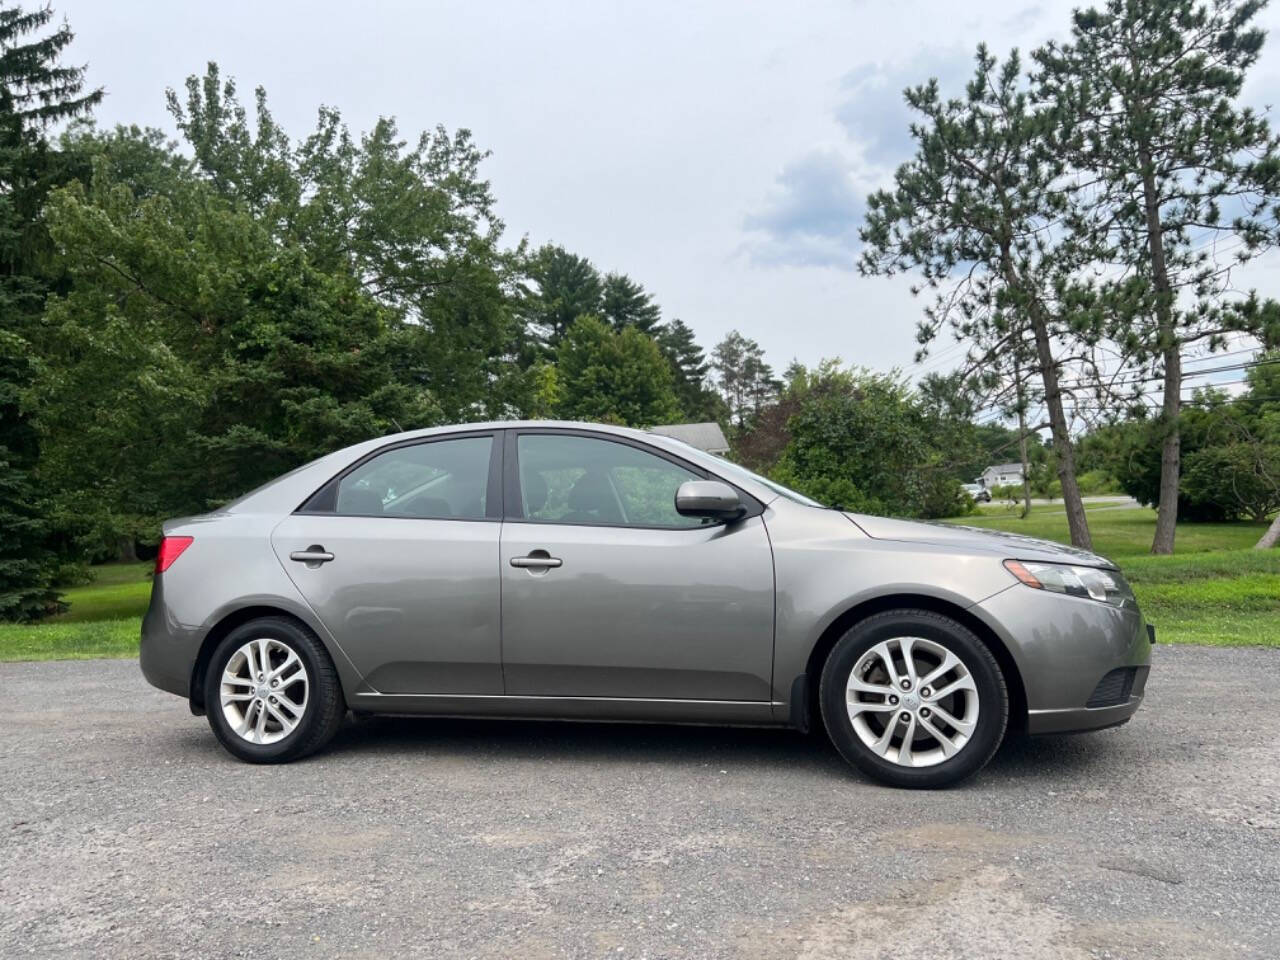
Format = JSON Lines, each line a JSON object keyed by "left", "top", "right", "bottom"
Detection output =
{"left": 1027, "top": 689, "right": 1145, "bottom": 734}
{"left": 972, "top": 584, "right": 1152, "bottom": 734}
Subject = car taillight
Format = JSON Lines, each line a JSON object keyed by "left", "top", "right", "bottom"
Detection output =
{"left": 155, "top": 536, "right": 194, "bottom": 573}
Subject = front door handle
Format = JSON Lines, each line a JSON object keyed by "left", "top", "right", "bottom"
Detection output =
{"left": 290, "top": 545, "right": 334, "bottom": 565}
{"left": 510, "top": 554, "right": 562, "bottom": 569}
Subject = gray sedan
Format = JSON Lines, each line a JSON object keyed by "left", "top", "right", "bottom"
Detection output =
{"left": 140, "top": 422, "right": 1152, "bottom": 788}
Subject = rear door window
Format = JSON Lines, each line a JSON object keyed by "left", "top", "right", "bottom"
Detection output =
{"left": 335, "top": 436, "right": 495, "bottom": 519}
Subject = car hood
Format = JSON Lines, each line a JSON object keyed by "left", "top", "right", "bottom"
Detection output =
{"left": 845, "top": 512, "right": 1116, "bottom": 569}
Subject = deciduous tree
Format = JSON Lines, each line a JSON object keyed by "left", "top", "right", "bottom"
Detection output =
{"left": 555, "top": 315, "right": 680, "bottom": 426}
{"left": 166, "top": 64, "right": 526, "bottom": 422}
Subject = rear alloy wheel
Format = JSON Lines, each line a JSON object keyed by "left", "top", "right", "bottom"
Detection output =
{"left": 204, "top": 617, "right": 345, "bottom": 763}
{"left": 819, "top": 609, "right": 1007, "bottom": 788}
{"left": 219, "top": 637, "right": 309, "bottom": 745}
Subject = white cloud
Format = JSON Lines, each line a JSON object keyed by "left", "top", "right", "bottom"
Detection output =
{"left": 741, "top": 148, "right": 865, "bottom": 269}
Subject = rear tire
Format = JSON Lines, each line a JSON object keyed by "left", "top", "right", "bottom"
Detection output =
{"left": 204, "top": 616, "right": 345, "bottom": 764}
{"left": 819, "top": 609, "right": 1007, "bottom": 788}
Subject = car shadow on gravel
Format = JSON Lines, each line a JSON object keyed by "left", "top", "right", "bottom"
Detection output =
{"left": 324, "top": 714, "right": 848, "bottom": 774}
{"left": 291, "top": 713, "right": 1131, "bottom": 786}
{"left": 987, "top": 729, "right": 1135, "bottom": 783}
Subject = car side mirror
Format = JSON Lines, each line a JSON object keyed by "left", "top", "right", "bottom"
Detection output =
{"left": 675, "top": 480, "right": 745, "bottom": 521}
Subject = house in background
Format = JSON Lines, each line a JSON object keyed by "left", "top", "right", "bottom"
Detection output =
{"left": 978, "top": 462, "right": 1025, "bottom": 489}
{"left": 648, "top": 422, "right": 731, "bottom": 455}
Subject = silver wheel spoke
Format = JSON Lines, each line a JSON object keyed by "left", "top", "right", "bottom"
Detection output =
{"left": 930, "top": 675, "right": 977, "bottom": 701}
{"left": 269, "top": 652, "right": 301, "bottom": 683}
{"left": 219, "top": 637, "right": 309, "bottom": 746}
{"left": 265, "top": 701, "right": 295, "bottom": 734}
{"left": 930, "top": 703, "right": 975, "bottom": 736}
{"left": 899, "top": 637, "right": 918, "bottom": 685}
{"left": 872, "top": 714, "right": 900, "bottom": 754}
{"left": 238, "top": 701, "right": 259, "bottom": 740}
{"left": 845, "top": 635, "right": 980, "bottom": 769}
{"left": 919, "top": 715, "right": 959, "bottom": 758}
{"left": 921, "top": 652, "right": 959, "bottom": 688}
{"left": 897, "top": 714, "right": 917, "bottom": 765}
{"left": 848, "top": 700, "right": 898, "bottom": 718}
{"left": 872, "top": 642, "right": 902, "bottom": 687}
{"left": 848, "top": 678, "right": 894, "bottom": 697}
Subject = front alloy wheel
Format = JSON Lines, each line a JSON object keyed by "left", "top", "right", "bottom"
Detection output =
{"left": 845, "top": 636, "right": 980, "bottom": 768}
{"left": 820, "top": 609, "right": 1008, "bottom": 788}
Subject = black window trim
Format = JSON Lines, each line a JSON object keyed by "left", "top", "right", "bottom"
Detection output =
{"left": 502, "top": 426, "right": 764, "bottom": 530}
{"left": 295, "top": 430, "right": 504, "bottom": 522}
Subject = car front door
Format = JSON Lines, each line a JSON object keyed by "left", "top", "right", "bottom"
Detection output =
{"left": 271, "top": 432, "right": 503, "bottom": 696}
{"left": 499, "top": 430, "right": 775, "bottom": 702}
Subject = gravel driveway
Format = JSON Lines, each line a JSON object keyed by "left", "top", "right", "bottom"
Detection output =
{"left": 2, "top": 645, "right": 1277, "bottom": 960}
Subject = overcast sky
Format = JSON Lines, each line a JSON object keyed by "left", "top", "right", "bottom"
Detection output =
{"left": 56, "top": 0, "right": 1280, "bottom": 380}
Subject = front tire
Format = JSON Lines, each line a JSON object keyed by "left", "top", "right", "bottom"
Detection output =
{"left": 819, "top": 609, "right": 1007, "bottom": 788}
{"left": 203, "top": 616, "right": 345, "bottom": 764}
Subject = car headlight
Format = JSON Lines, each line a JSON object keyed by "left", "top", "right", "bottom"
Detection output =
{"left": 1003, "top": 559, "right": 1135, "bottom": 607}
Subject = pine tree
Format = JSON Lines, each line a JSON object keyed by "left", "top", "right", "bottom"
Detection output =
{"left": 601, "top": 272, "right": 662, "bottom": 334}
{"left": 1033, "top": 0, "right": 1280, "bottom": 553}
{"left": 657, "top": 318, "right": 719, "bottom": 420}
{"left": 0, "top": 3, "right": 101, "bottom": 619}
{"left": 860, "top": 46, "right": 1098, "bottom": 549}
{"left": 525, "top": 244, "right": 603, "bottom": 347}
{"left": 712, "top": 330, "right": 776, "bottom": 428}
{"left": 1, "top": 3, "right": 103, "bottom": 313}
{"left": 0, "top": 329, "right": 59, "bottom": 619}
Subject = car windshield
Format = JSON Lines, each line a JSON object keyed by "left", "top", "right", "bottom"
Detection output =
{"left": 706, "top": 456, "right": 825, "bottom": 507}
{"left": 650, "top": 435, "right": 823, "bottom": 506}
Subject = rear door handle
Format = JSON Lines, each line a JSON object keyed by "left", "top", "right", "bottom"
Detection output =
{"left": 510, "top": 554, "right": 562, "bottom": 569}
{"left": 290, "top": 546, "right": 334, "bottom": 565}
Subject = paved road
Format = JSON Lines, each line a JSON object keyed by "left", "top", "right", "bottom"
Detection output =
{"left": 986, "top": 496, "right": 1141, "bottom": 511}
{"left": 2, "top": 646, "right": 1277, "bottom": 960}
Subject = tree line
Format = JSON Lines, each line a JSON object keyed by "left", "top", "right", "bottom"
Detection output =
{"left": 3, "top": 1, "right": 1280, "bottom": 621}
{"left": 0, "top": 4, "right": 809, "bottom": 619}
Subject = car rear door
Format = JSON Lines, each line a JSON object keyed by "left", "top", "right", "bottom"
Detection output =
{"left": 271, "top": 431, "right": 503, "bottom": 695}
{"left": 499, "top": 429, "right": 775, "bottom": 702}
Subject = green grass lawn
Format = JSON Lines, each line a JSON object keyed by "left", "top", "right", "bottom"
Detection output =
{"left": 1, "top": 508, "right": 1276, "bottom": 661}
{"left": 0, "top": 561, "right": 152, "bottom": 662}
{"left": 960, "top": 503, "right": 1267, "bottom": 553}
{"left": 0, "top": 617, "right": 142, "bottom": 660}
{"left": 54, "top": 561, "right": 153, "bottom": 622}
{"left": 946, "top": 507, "right": 1279, "bottom": 647}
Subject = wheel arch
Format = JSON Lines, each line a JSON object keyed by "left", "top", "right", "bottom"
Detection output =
{"left": 188, "top": 605, "right": 323, "bottom": 715}
{"left": 800, "top": 593, "right": 1028, "bottom": 734}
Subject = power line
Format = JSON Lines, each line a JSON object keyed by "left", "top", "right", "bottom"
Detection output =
{"left": 1055, "top": 355, "right": 1279, "bottom": 392}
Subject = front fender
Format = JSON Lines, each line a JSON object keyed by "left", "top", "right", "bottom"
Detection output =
{"left": 765, "top": 501, "right": 1016, "bottom": 713}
